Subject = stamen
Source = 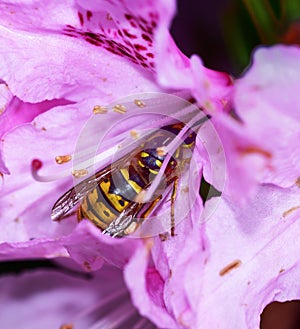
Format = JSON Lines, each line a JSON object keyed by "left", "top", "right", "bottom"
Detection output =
{"left": 32, "top": 98, "right": 206, "bottom": 186}
{"left": 219, "top": 259, "right": 242, "bottom": 276}
{"left": 32, "top": 158, "right": 43, "bottom": 171}
{"left": 59, "top": 324, "right": 74, "bottom": 329}
{"left": 72, "top": 168, "right": 88, "bottom": 178}
{"left": 113, "top": 104, "right": 127, "bottom": 114}
{"left": 31, "top": 159, "right": 72, "bottom": 182}
{"left": 130, "top": 130, "right": 140, "bottom": 139}
{"left": 93, "top": 105, "right": 108, "bottom": 114}
{"left": 134, "top": 99, "right": 146, "bottom": 108}
{"left": 55, "top": 155, "right": 72, "bottom": 164}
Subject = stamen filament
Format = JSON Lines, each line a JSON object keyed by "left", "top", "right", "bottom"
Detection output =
{"left": 32, "top": 98, "right": 203, "bottom": 186}
{"left": 31, "top": 159, "right": 71, "bottom": 182}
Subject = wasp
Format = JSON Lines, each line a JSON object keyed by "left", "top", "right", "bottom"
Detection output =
{"left": 51, "top": 118, "right": 206, "bottom": 237}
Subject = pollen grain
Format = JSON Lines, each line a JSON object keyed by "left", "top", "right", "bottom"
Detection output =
{"left": 55, "top": 155, "right": 72, "bottom": 165}
{"left": 219, "top": 259, "right": 242, "bottom": 276}
{"left": 282, "top": 206, "right": 300, "bottom": 218}
{"left": 113, "top": 104, "right": 127, "bottom": 114}
{"left": 72, "top": 168, "right": 88, "bottom": 178}
{"left": 134, "top": 99, "right": 146, "bottom": 108}
{"left": 93, "top": 105, "right": 108, "bottom": 114}
{"left": 130, "top": 130, "right": 140, "bottom": 139}
{"left": 59, "top": 324, "right": 74, "bottom": 329}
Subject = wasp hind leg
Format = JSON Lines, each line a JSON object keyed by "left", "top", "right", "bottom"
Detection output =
{"left": 102, "top": 203, "right": 145, "bottom": 238}
{"left": 77, "top": 206, "right": 84, "bottom": 222}
{"left": 170, "top": 176, "right": 179, "bottom": 237}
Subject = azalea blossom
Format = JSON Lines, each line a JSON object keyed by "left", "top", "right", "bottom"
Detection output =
{"left": 0, "top": 1, "right": 299, "bottom": 329}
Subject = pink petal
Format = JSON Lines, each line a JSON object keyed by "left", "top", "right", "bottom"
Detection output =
{"left": 235, "top": 46, "right": 300, "bottom": 188}
{"left": 0, "top": 102, "right": 92, "bottom": 242}
{"left": 124, "top": 241, "right": 180, "bottom": 328}
{"left": 125, "top": 184, "right": 300, "bottom": 328}
{"left": 156, "top": 40, "right": 233, "bottom": 112}
{"left": 0, "top": 1, "right": 159, "bottom": 103}
{"left": 194, "top": 185, "right": 300, "bottom": 328}
{"left": 63, "top": 220, "right": 140, "bottom": 270}
{"left": 0, "top": 239, "right": 68, "bottom": 260}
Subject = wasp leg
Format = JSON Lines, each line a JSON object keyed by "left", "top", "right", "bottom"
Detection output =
{"left": 170, "top": 176, "right": 179, "bottom": 237}
{"left": 103, "top": 203, "right": 145, "bottom": 238}
{"left": 140, "top": 195, "right": 162, "bottom": 218}
{"left": 77, "top": 207, "right": 84, "bottom": 222}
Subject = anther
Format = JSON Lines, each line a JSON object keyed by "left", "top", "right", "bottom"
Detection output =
{"left": 93, "top": 105, "right": 108, "bottom": 114}
{"left": 31, "top": 159, "right": 43, "bottom": 171}
{"left": 60, "top": 324, "right": 74, "bottom": 329}
{"left": 113, "top": 104, "right": 127, "bottom": 114}
{"left": 31, "top": 158, "right": 72, "bottom": 182}
{"left": 72, "top": 169, "right": 88, "bottom": 178}
{"left": 219, "top": 259, "right": 242, "bottom": 276}
{"left": 55, "top": 155, "right": 72, "bottom": 165}
{"left": 134, "top": 99, "right": 146, "bottom": 108}
{"left": 130, "top": 130, "right": 140, "bottom": 139}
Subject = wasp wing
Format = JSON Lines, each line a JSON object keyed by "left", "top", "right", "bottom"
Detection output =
{"left": 51, "top": 167, "right": 113, "bottom": 221}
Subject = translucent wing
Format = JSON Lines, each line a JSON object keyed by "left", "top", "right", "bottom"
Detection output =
{"left": 51, "top": 166, "right": 112, "bottom": 221}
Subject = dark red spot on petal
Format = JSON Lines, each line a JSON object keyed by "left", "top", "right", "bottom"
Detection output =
{"left": 123, "top": 29, "right": 137, "bottom": 39}
{"left": 87, "top": 10, "right": 93, "bottom": 20}
{"left": 125, "top": 14, "right": 133, "bottom": 20}
{"left": 134, "top": 44, "right": 147, "bottom": 51}
{"left": 151, "top": 20, "right": 157, "bottom": 28}
{"left": 139, "top": 17, "right": 148, "bottom": 24}
{"left": 78, "top": 12, "right": 84, "bottom": 26}
{"left": 130, "top": 20, "right": 137, "bottom": 28}
{"left": 146, "top": 52, "right": 154, "bottom": 58}
{"left": 142, "top": 33, "right": 152, "bottom": 43}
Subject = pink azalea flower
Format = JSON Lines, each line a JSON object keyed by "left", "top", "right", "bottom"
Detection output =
{"left": 0, "top": 259, "right": 157, "bottom": 329}
{"left": 0, "top": 1, "right": 298, "bottom": 329}
{"left": 234, "top": 45, "right": 300, "bottom": 188}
